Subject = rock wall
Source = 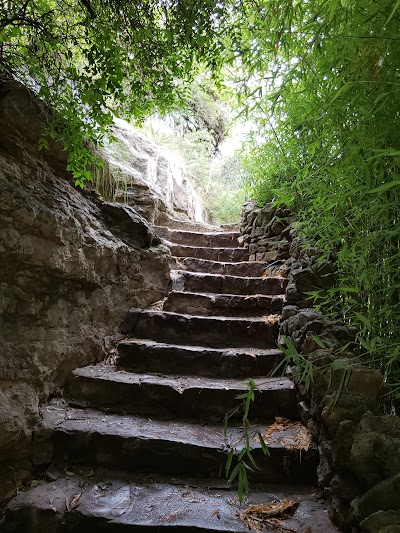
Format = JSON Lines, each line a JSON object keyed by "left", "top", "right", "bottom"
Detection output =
{"left": 100, "top": 118, "right": 208, "bottom": 225}
{"left": 240, "top": 201, "right": 400, "bottom": 533}
{"left": 0, "top": 80, "right": 170, "bottom": 497}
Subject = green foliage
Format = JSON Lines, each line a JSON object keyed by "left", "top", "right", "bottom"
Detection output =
{"left": 276, "top": 337, "right": 353, "bottom": 407}
{"left": 229, "top": 0, "right": 400, "bottom": 410}
{"left": 143, "top": 80, "right": 247, "bottom": 224}
{"left": 224, "top": 378, "right": 269, "bottom": 502}
{"left": 0, "top": 0, "right": 226, "bottom": 185}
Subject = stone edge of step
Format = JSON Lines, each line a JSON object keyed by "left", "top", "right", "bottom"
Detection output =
{"left": 70, "top": 365, "right": 295, "bottom": 392}
{"left": 3, "top": 471, "right": 339, "bottom": 532}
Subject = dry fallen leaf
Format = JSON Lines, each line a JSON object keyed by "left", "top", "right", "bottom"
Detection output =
{"left": 244, "top": 294, "right": 262, "bottom": 301}
{"left": 159, "top": 512, "right": 178, "bottom": 522}
{"left": 261, "top": 417, "right": 312, "bottom": 451}
{"left": 238, "top": 498, "right": 300, "bottom": 532}
{"left": 70, "top": 491, "right": 83, "bottom": 510}
{"left": 261, "top": 314, "right": 280, "bottom": 324}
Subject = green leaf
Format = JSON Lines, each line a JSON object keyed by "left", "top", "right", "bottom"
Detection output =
{"left": 385, "top": 0, "right": 400, "bottom": 26}
{"left": 258, "top": 432, "right": 270, "bottom": 456}
{"left": 332, "top": 359, "right": 350, "bottom": 370}
{"left": 329, "top": 0, "right": 339, "bottom": 22}
{"left": 311, "top": 334, "right": 327, "bottom": 349}
{"left": 246, "top": 450, "right": 260, "bottom": 470}
{"left": 367, "top": 181, "right": 400, "bottom": 194}
{"left": 354, "top": 312, "right": 372, "bottom": 329}
{"left": 329, "top": 82, "right": 354, "bottom": 105}
{"left": 225, "top": 449, "right": 234, "bottom": 478}
{"left": 228, "top": 463, "right": 240, "bottom": 484}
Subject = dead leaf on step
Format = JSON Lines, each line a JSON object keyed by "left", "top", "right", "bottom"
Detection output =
{"left": 67, "top": 483, "right": 88, "bottom": 510}
{"left": 159, "top": 511, "right": 178, "bottom": 522}
{"left": 261, "top": 418, "right": 312, "bottom": 451}
{"left": 244, "top": 294, "right": 262, "bottom": 301}
{"left": 261, "top": 314, "right": 280, "bottom": 324}
{"left": 103, "top": 348, "right": 118, "bottom": 367}
{"left": 238, "top": 498, "right": 300, "bottom": 532}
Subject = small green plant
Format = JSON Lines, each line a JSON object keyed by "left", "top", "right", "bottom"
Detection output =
{"left": 275, "top": 336, "right": 357, "bottom": 407}
{"left": 224, "top": 378, "right": 269, "bottom": 502}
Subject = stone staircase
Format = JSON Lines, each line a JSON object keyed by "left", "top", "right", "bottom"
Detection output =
{"left": 2, "top": 225, "right": 338, "bottom": 532}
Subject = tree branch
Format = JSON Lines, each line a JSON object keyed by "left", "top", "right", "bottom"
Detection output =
{"left": 80, "top": 0, "right": 95, "bottom": 18}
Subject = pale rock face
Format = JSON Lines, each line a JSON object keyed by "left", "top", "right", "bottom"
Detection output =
{"left": 103, "top": 118, "right": 208, "bottom": 224}
{"left": 0, "top": 80, "right": 170, "bottom": 479}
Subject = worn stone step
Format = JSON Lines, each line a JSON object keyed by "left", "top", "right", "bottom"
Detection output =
{"left": 66, "top": 366, "right": 297, "bottom": 420}
{"left": 170, "top": 244, "right": 249, "bottom": 262}
{"left": 163, "top": 218, "right": 238, "bottom": 232}
{"left": 171, "top": 256, "right": 273, "bottom": 277}
{"left": 39, "top": 404, "right": 317, "bottom": 483}
{"left": 155, "top": 226, "right": 240, "bottom": 248}
{"left": 120, "top": 309, "right": 279, "bottom": 348}
{"left": 2, "top": 470, "right": 339, "bottom": 532}
{"left": 117, "top": 339, "right": 283, "bottom": 377}
{"left": 172, "top": 270, "right": 287, "bottom": 296}
{"left": 163, "top": 291, "right": 284, "bottom": 317}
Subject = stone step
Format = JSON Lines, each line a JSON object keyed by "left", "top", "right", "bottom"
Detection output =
{"left": 163, "top": 291, "right": 284, "bottom": 317}
{"left": 163, "top": 217, "right": 238, "bottom": 232}
{"left": 117, "top": 339, "right": 283, "bottom": 377}
{"left": 39, "top": 404, "right": 317, "bottom": 482}
{"left": 2, "top": 470, "right": 339, "bottom": 532}
{"left": 172, "top": 270, "right": 287, "bottom": 296}
{"left": 66, "top": 366, "right": 297, "bottom": 420}
{"left": 170, "top": 244, "right": 249, "bottom": 262}
{"left": 120, "top": 309, "right": 279, "bottom": 349}
{"left": 155, "top": 226, "right": 240, "bottom": 248}
{"left": 171, "top": 256, "right": 273, "bottom": 277}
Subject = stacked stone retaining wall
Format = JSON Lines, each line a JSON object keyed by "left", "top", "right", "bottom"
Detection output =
{"left": 240, "top": 200, "right": 400, "bottom": 533}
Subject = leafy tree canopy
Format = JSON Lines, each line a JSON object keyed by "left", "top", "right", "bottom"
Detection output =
{"left": 0, "top": 0, "right": 227, "bottom": 184}
{"left": 229, "top": 0, "right": 400, "bottom": 408}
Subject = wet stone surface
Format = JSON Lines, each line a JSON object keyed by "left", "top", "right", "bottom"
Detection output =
{"left": 40, "top": 402, "right": 318, "bottom": 482}
{"left": 163, "top": 291, "right": 284, "bottom": 317}
{"left": 1, "top": 220, "right": 338, "bottom": 532}
{"left": 120, "top": 309, "right": 280, "bottom": 349}
{"left": 65, "top": 366, "right": 297, "bottom": 419}
{"left": 169, "top": 244, "right": 250, "bottom": 262}
{"left": 117, "top": 338, "right": 283, "bottom": 377}
{"left": 154, "top": 226, "right": 240, "bottom": 248}
{"left": 170, "top": 257, "right": 273, "bottom": 277}
{"left": 171, "top": 270, "right": 287, "bottom": 296}
{"left": 2, "top": 469, "right": 339, "bottom": 532}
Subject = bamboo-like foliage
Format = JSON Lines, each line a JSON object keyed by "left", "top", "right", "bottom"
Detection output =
{"left": 233, "top": 0, "right": 400, "bottom": 410}
{"left": 0, "top": 0, "right": 226, "bottom": 185}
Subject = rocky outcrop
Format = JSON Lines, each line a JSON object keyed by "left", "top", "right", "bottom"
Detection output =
{"left": 1, "top": 222, "right": 338, "bottom": 533}
{"left": 100, "top": 118, "right": 208, "bottom": 225}
{"left": 0, "top": 79, "right": 170, "bottom": 497}
{"left": 240, "top": 200, "right": 400, "bottom": 532}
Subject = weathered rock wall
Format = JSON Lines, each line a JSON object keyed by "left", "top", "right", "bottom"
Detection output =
{"left": 0, "top": 80, "right": 170, "bottom": 495}
{"left": 240, "top": 200, "right": 400, "bottom": 533}
{"left": 101, "top": 118, "right": 208, "bottom": 225}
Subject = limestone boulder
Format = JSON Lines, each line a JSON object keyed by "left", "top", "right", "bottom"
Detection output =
{"left": 361, "top": 511, "right": 400, "bottom": 533}
{"left": 0, "top": 80, "right": 170, "bottom": 487}
{"left": 350, "top": 412, "right": 400, "bottom": 487}
{"left": 351, "top": 473, "right": 400, "bottom": 522}
{"left": 103, "top": 118, "right": 208, "bottom": 225}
